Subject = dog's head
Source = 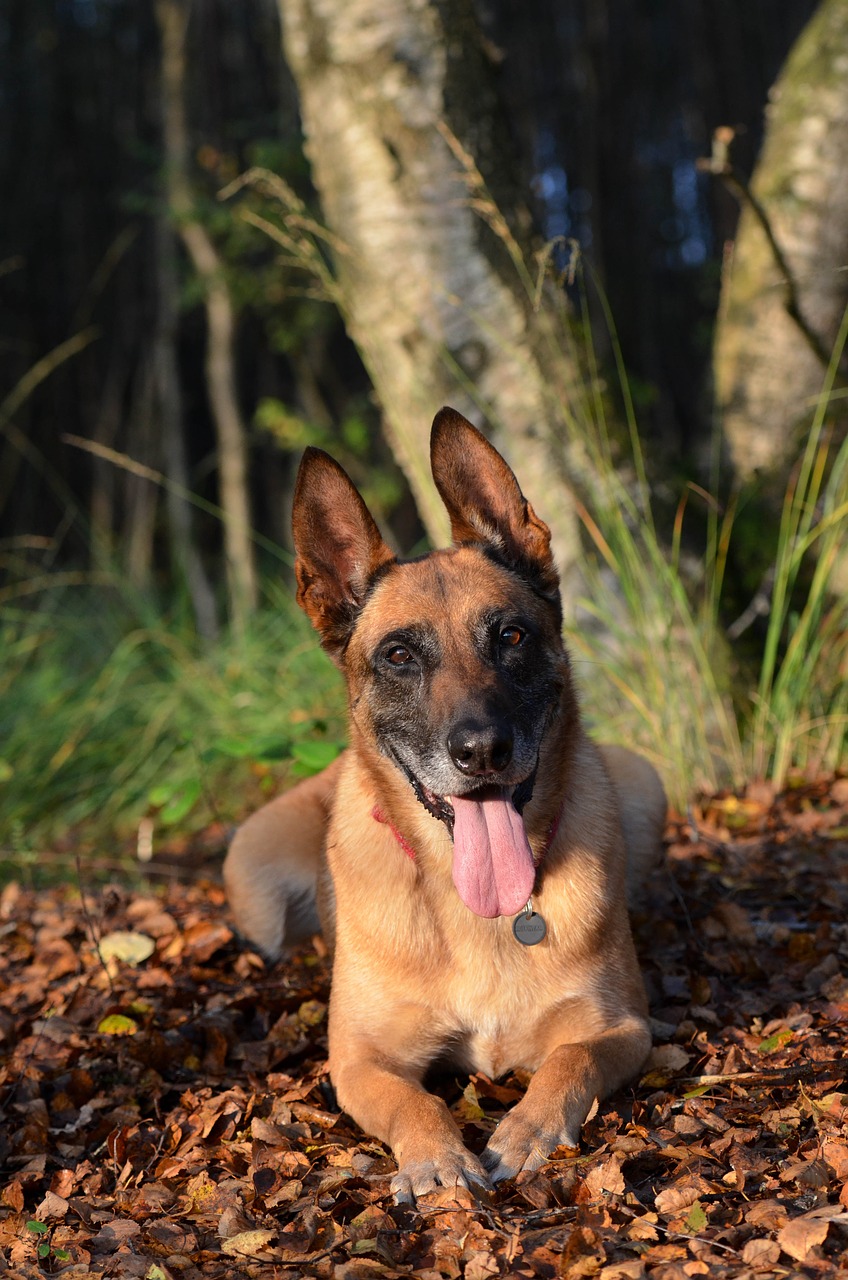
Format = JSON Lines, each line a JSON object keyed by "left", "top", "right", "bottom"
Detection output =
{"left": 292, "top": 408, "right": 574, "bottom": 917}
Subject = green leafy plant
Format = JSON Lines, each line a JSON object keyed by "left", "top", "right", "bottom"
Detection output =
{"left": 25, "top": 1219, "right": 70, "bottom": 1264}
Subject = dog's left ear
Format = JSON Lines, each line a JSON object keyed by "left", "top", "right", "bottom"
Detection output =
{"left": 430, "top": 407, "right": 560, "bottom": 600}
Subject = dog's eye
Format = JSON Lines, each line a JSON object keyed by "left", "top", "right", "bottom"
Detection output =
{"left": 500, "top": 626, "right": 525, "bottom": 647}
{"left": 385, "top": 645, "right": 414, "bottom": 666}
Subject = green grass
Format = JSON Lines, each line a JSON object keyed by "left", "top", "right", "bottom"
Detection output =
{"left": 1, "top": 398, "right": 845, "bottom": 871}
{"left": 561, "top": 332, "right": 848, "bottom": 804}
{"left": 2, "top": 166, "right": 845, "bottom": 866}
{"left": 566, "top": 425, "right": 847, "bottom": 803}
{"left": 0, "top": 581, "right": 345, "bottom": 868}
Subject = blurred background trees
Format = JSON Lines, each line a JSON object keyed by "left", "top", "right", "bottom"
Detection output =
{"left": 1, "top": 0, "right": 846, "bottom": 848}
{"left": 4, "top": 0, "right": 836, "bottom": 599}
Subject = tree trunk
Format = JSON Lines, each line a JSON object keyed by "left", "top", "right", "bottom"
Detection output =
{"left": 275, "top": 0, "right": 586, "bottom": 591}
{"left": 153, "top": 199, "right": 220, "bottom": 641}
{"left": 156, "top": 0, "right": 258, "bottom": 634}
{"left": 714, "top": 0, "right": 848, "bottom": 485}
{"left": 122, "top": 359, "right": 158, "bottom": 590}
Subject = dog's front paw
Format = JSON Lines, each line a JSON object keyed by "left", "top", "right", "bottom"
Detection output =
{"left": 481, "top": 1107, "right": 580, "bottom": 1184}
{"left": 390, "top": 1150, "right": 492, "bottom": 1205}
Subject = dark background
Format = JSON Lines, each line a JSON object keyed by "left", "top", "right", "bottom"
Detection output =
{"left": 0, "top": 0, "right": 816, "bottom": 572}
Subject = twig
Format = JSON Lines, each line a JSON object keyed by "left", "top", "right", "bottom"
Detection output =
{"left": 699, "top": 127, "right": 837, "bottom": 372}
{"left": 676, "top": 1063, "right": 818, "bottom": 1087}
{"left": 727, "top": 566, "right": 776, "bottom": 641}
{"left": 74, "top": 851, "right": 115, "bottom": 994}
{"left": 618, "top": 1202, "right": 744, "bottom": 1259}
{"left": 0, "top": 329, "right": 99, "bottom": 432}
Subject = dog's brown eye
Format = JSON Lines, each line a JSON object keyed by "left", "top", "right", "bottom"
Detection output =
{"left": 500, "top": 626, "right": 525, "bottom": 647}
{"left": 386, "top": 645, "right": 413, "bottom": 666}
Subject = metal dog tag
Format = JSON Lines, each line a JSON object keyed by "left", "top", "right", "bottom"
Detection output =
{"left": 513, "top": 903, "right": 546, "bottom": 946}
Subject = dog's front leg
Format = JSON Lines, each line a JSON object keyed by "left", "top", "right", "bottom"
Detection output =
{"left": 481, "top": 1016, "right": 651, "bottom": 1182}
{"left": 331, "top": 1048, "right": 491, "bottom": 1203}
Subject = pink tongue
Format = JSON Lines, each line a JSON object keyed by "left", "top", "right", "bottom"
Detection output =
{"left": 450, "top": 790, "right": 536, "bottom": 917}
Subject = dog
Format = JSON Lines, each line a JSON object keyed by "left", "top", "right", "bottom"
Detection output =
{"left": 224, "top": 407, "right": 666, "bottom": 1202}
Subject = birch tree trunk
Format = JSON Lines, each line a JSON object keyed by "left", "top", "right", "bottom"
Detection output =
{"left": 714, "top": 0, "right": 848, "bottom": 484}
{"left": 276, "top": 0, "right": 586, "bottom": 591}
{"left": 156, "top": 0, "right": 258, "bottom": 634}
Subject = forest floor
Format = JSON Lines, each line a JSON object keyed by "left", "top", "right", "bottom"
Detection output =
{"left": 1, "top": 777, "right": 847, "bottom": 1279}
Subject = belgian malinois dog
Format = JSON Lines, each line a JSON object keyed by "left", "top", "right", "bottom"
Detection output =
{"left": 224, "top": 407, "right": 666, "bottom": 1202}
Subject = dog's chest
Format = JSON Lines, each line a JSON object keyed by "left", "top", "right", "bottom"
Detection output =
{"left": 439, "top": 938, "right": 568, "bottom": 1076}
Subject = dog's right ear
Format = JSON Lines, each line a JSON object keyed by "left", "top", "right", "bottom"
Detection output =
{"left": 292, "top": 447, "right": 395, "bottom": 660}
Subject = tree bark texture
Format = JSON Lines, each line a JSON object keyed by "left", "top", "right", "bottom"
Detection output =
{"left": 714, "top": 0, "right": 848, "bottom": 484}
{"left": 276, "top": 0, "right": 584, "bottom": 587}
{"left": 153, "top": 198, "right": 220, "bottom": 641}
{"left": 157, "top": 0, "right": 258, "bottom": 633}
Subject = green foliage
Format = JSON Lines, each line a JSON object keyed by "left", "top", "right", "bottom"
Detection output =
{"left": 0, "top": 583, "right": 345, "bottom": 863}
{"left": 254, "top": 397, "right": 404, "bottom": 518}
{"left": 25, "top": 1219, "right": 70, "bottom": 1263}
{"left": 747, "top": 311, "right": 848, "bottom": 786}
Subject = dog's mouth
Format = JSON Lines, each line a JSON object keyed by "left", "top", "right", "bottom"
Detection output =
{"left": 410, "top": 770, "right": 536, "bottom": 834}
{"left": 400, "top": 765, "right": 539, "bottom": 919}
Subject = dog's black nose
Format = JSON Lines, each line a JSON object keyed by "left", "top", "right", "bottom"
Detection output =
{"left": 448, "top": 719, "right": 514, "bottom": 776}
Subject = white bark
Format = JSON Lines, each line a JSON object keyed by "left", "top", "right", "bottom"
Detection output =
{"left": 276, "top": 0, "right": 585, "bottom": 589}
{"left": 715, "top": 0, "right": 848, "bottom": 482}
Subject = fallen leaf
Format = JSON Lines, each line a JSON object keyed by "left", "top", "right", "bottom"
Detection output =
{"left": 34, "top": 1191, "right": 69, "bottom": 1220}
{"left": 98, "top": 930, "right": 156, "bottom": 967}
{"left": 584, "top": 1154, "right": 626, "bottom": 1198}
{"left": 682, "top": 1201, "right": 708, "bottom": 1233}
{"left": 741, "top": 1238, "right": 780, "bottom": 1267}
{"left": 91, "top": 1219, "right": 141, "bottom": 1253}
{"left": 96, "top": 1013, "right": 138, "bottom": 1036}
{"left": 777, "top": 1214, "right": 830, "bottom": 1263}
{"left": 655, "top": 1176, "right": 715, "bottom": 1216}
{"left": 221, "top": 1228, "right": 279, "bottom": 1257}
{"left": 757, "top": 1028, "right": 792, "bottom": 1055}
{"left": 642, "top": 1042, "right": 690, "bottom": 1086}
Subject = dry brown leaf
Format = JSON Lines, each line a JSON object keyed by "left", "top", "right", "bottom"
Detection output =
{"left": 776, "top": 1214, "right": 830, "bottom": 1262}
{"left": 780, "top": 1157, "right": 833, "bottom": 1189}
{"left": 645, "top": 1044, "right": 690, "bottom": 1073}
{"left": 598, "top": 1262, "right": 647, "bottom": 1279}
{"left": 463, "top": 1248, "right": 500, "bottom": 1280}
{"left": 741, "top": 1238, "right": 781, "bottom": 1267}
{"left": 90, "top": 1218, "right": 142, "bottom": 1253}
{"left": 655, "top": 1175, "right": 715, "bottom": 1216}
{"left": 145, "top": 1220, "right": 198, "bottom": 1253}
{"left": 34, "top": 1190, "right": 69, "bottom": 1220}
{"left": 583, "top": 1154, "right": 626, "bottom": 1198}
{"left": 221, "top": 1227, "right": 279, "bottom": 1257}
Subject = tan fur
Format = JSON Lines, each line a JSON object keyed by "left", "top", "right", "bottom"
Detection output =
{"left": 224, "top": 409, "right": 666, "bottom": 1201}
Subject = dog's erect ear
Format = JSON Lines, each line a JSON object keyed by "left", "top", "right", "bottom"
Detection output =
{"left": 292, "top": 447, "right": 395, "bottom": 659}
{"left": 430, "top": 407, "right": 559, "bottom": 600}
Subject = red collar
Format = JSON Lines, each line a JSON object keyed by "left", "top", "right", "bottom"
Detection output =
{"left": 371, "top": 805, "right": 418, "bottom": 859}
{"left": 372, "top": 800, "right": 564, "bottom": 865}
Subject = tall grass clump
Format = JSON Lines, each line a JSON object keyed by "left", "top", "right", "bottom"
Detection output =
{"left": 440, "top": 138, "right": 846, "bottom": 804}
{"left": 564, "top": 298, "right": 847, "bottom": 804}
{"left": 747, "top": 316, "right": 848, "bottom": 786}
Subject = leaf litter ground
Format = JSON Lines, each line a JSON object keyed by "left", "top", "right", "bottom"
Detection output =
{"left": 1, "top": 776, "right": 847, "bottom": 1278}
